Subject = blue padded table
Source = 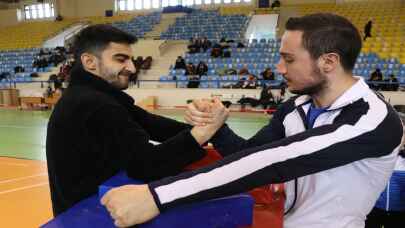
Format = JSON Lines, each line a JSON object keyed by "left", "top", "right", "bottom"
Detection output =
{"left": 41, "top": 172, "right": 254, "bottom": 228}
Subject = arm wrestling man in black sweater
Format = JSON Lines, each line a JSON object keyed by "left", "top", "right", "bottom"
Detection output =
{"left": 46, "top": 24, "right": 227, "bottom": 216}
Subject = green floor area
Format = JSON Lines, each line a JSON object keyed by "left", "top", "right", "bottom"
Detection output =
{"left": 0, "top": 109, "right": 269, "bottom": 161}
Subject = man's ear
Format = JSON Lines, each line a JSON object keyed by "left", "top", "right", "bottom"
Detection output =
{"left": 80, "top": 53, "right": 98, "bottom": 71}
{"left": 319, "top": 53, "right": 340, "bottom": 73}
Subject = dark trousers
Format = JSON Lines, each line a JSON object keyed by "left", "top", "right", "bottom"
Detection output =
{"left": 365, "top": 207, "right": 405, "bottom": 228}
{"left": 364, "top": 32, "right": 371, "bottom": 41}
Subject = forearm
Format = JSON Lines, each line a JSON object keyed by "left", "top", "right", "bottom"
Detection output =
{"left": 149, "top": 113, "right": 403, "bottom": 212}
{"left": 126, "top": 129, "right": 206, "bottom": 181}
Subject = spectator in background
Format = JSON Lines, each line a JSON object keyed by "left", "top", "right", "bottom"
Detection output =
{"left": 174, "top": 56, "right": 186, "bottom": 70}
{"left": 132, "top": 56, "right": 143, "bottom": 79}
{"left": 44, "top": 85, "right": 54, "bottom": 98}
{"left": 187, "top": 75, "right": 200, "bottom": 88}
{"left": 261, "top": 67, "right": 275, "bottom": 81}
{"left": 211, "top": 43, "right": 223, "bottom": 58}
{"left": 196, "top": 61, "right": 208, "bottom": 76}
{"left": 364, "top": 20, "right": 373, "bottom": 41}
{"left": 238, "top": 65, "right": 250, "bottom": 75}
{"left": 222, "top": 49, "right": 231, "bottom": 58}
{"left": 238, "top": 84, "right": 275, "bottom": 109}
{"left": 201, "top": 37, "right": 211, "bottom": 52}
{"left": 368, "top": 68, "right": 383, "bottom": 90}
{"left": 224, "top": 67, "right": 237, "bottom": 75}
{"left": 0, "top": 72, "right": 10, "bottom": 81}
{"left": 134, "top": 56, "right": 144, "bottom": 68}
{"left": 237, "top": 42, "right": 245, "bottom": 48}
{"left": 185, "top": 63, "right": 196, "bottom": 76}
{"left": 187, "top": 38, "right": 200, "bottom": 54}
{"left": 186, "top": 63, "right": 199, "bottom": 88}
{"left": 271, "top": 0, "right": 281, "bottom": 9}
{"left": 219, "top": 38, "right": 230, "bottom": 50}
{"left": 141, "top": 56, "right": 153, "bottom": 70}
{"left": 383, "top": 74, "right": 399, "bottom": 91}
{"left": 242, "top": 74, "right": 258, "bottom": 89}
{"left": 14, "top": 65, "right": 25, "bottom": 73}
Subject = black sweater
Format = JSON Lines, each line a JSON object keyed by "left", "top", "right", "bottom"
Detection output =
{"left": 46, "top": 67, "right": 205, "bottom": 215}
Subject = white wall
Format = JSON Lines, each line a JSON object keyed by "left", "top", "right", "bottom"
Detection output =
{"left": 245, "top": 14, "right": 278, "bottom": 40}
{"left": 57, "top": 0, "right": 114, "bottom": 18}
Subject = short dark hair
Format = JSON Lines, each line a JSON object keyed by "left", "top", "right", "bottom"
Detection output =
{"left": 285, "top": 13, "right": 361, "bottom": 72}
{"left": 72, "top": 24, "right": 137, "bottom": 64}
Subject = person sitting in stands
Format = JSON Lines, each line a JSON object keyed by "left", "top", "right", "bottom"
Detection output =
{"left": 187, "top": 38, "right": 199, "bottom": 54}
{"left": 185, "top": 63, "right": 196, "bottom": 76}
{"left": 242, "top": 74, "right": 258, "bottom": 89}
{"left": 368, "top": 68, "right": 383, "bottom": 90}
{"left": 237, "top": 42, "right": 245, "bottom": 48}
{"left": 261, "top": 67, "right": 275, "bottom": 81}
{"left": 271, "top": 0, "right": 281, "bottom": 9}
{"left": 186, "top": 62, "right": 199, "bottom": 88}
{"left": 174, "top": 56, "right": 186, "bottom": 70}
{"left": 238, "top": 84, "right": 275, "bottom": 109}
{"left": 382, "top": 74, "right": 399, "bottom": 91}
{"left": 224, "top": 67, "right": 237, "bottom": 75}
{"left": 201, "top": 37, "right": 211, "bottom": 52}
{"left": 196, "top": 61, "right": 208, "bottom": 76}
{"left": 211, "top": 43, "right": 223, "bottom": 58}
{"left": 14, "top": 65, "right": 25, "bottom": 73}
{"left": 239, "top": 65, "right": 250, "bottom": 75}
{"left": 219, "top": 37, "right": 230, "bottom": 50}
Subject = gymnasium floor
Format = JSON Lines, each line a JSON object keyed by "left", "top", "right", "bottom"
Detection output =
{"left": 0, "top": 108, "right": 270, "bottom": 227}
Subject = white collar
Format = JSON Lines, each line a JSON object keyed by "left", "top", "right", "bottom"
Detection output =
{"left": 294, "top": 77, "right": 370, "bottom": 110}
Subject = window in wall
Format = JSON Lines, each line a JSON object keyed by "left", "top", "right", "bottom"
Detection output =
{"left": 169, "top": 0, "right": 178, "bottom": 6}
{"left": 51, "top": 4, "right": 55, "bottom": 17}
{"left": 162, "top": 0, "right": 169, "bottom": 7}
{"left": 30, "top": 5, "right": 37, "bottom": 19}
{"left": 185, "top": 0, "right": 193, "bottom": 6}
{"left": 17, "top": 9, "right": 23, "bottom": 21}
{"left": 119, "top": 0, "right": 126, "bottom": 10}
{"left": 127, "top": 0, "right": 134, "bottom": 10}
{"left": 135, "top": 0, "right": 143, "bottom": 9}
{"left": 152, "top": 0, "right": 160, "bottom": 8}
{"left": 24, "top": 6, "right": 30, "bottom": 19}
{"left": 44, "top": 3, "right": 51, "bottom": 17}
{"left": 37, "top": 4, "right": 44, "bottom": 18}
{"left": 115, "top": 0, "right": 252, "bottom": 11}
{"left": 144, "top": 0, "right": 151, "bottom": 9}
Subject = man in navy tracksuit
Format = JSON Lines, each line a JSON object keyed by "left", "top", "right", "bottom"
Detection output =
{"left": 101, "top": 14, "right": 404, "bottom": 228}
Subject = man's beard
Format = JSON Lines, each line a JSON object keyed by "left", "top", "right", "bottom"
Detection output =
{"left": 99, "top": 64, "right": 131, "bottom": 90}
{"left": 289, "top": 65, "right": 327, "bottom": 96}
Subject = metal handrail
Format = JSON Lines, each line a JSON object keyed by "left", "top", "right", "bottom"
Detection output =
{"left": 3, "top": 79, "right": 404, "bottom": 90}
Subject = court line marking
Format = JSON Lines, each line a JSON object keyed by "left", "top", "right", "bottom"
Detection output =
{"left": 0, "top": 173, "right": 47, "bottom": 184}
{"left": 0, "top": 124, "right": 46, "bottom": 129}
{"left": 0, "top": 182, "right": 48, "bottom": 195}
{"left": 0, "top": 162, "right": 29, "bottom": 167}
